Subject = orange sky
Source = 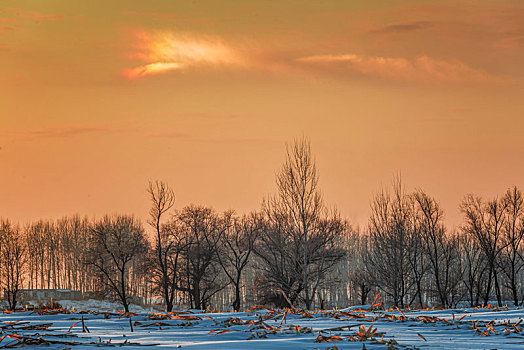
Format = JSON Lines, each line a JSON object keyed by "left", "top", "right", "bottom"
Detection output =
{"left": 1, "top": 0, "right": 523, "bottom": 229}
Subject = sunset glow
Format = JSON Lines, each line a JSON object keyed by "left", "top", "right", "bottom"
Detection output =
{"left": 122, "top": 31, "right": 247, "bottom": 79}
{"left": 1, "top": 0, "right": 523, "bottom": 228}
{"left": 122, "top": 62, "right": 182, "bottom": 79}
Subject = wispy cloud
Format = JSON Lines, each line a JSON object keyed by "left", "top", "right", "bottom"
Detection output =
{"left": 369, "top": 21, "right": 434, "bottom": 34}
{"left": 357, "top": 2, "right": 524, "bottom": 54}
{"left": 24, "top": 127, "right": 107, "bottom": 139}
{"left": 25, "top": 11, "right": 63, "bottom": 21}
{"left": 122, "top": 30, "right": 249, "bottom": 79}
{"left": 297, "top": 54, "right": 506, "bottom": 84}
{"left": 121, "top": 22, "right": 512, "bottom": 85}
{"left": 1, "top": 123, "right": 142, "bottom": 142}
{"left": 0, "top": 8, "right": 64, "bottom": 23}
{"left": 494, "top": 35, "right": 524, "bottom": 50}
{"left": 0, "top": 17, "right": 18, "bottom": 24}
{"left": 0, "top": 25, "right": 16, "bottom": 35}
{"left": 149, "top": 133, "right": 265, "bottom": 144}
{"left": 0, "top": 24, "right": 15, "bottom": 30}
{"left": 4, "top": 126, "right": 124, "bottom": 141}
{"left": 0, "top": 7, "right": 63, "bottom": 39}
{"left": 121, "top": 62, "right": 182, "bottom": 80}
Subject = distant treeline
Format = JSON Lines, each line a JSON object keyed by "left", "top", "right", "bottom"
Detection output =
{"left": 1, "top": 137, "right": 523, "bottom": 311}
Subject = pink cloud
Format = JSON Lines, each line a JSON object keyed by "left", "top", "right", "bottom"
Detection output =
{"left": 121, "top": 62, "right": 182, "bottom": 80}
{"left": 122, "top": 30, "right": 257, "bottom": 79}
{"left": 120, "top": 19, "right": 514, "bottom": 85}
{"left": 297, "top": 53, "right": 506, "bottom": 84}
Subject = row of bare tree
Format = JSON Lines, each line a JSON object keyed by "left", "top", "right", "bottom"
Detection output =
{"left": 352, "top": 179, "right": 524, "bottom": 308}
{"left": 1, "top": 137, "right": 523, "bottom": 311}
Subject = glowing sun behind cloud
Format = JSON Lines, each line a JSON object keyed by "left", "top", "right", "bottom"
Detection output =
{"left": 122, "top": 30, "right": 244, "bottom": 79}
{"left": 121, "top": 62, "right": 182, "bottom": 79}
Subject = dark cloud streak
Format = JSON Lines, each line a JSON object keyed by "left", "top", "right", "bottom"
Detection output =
{"left": 369, "top": 20, "right": 434, "bottom": 34}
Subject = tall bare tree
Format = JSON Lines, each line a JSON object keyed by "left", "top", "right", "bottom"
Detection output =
{"left": 258, "top": 137, "right": 346, "bottom": 309}
{"left": 86, "top": 215, "right": 148, "bottom": 312}
{"left": 499, "top": 187, "right": 524, "bottom": 306}
{"left": 366, "top": 177, "right": 413, "bottom": 307}
{"left": 461, "top": 195, "right": 508, "bottom": 306}
{"left": 0, "top": 220, "right": 26, "bottom": 311}
{"left": 147, "top": 180, "right": 180, "bottom": 312}
{"left": 413, "top": 190, "right": 460, "bottom": 307}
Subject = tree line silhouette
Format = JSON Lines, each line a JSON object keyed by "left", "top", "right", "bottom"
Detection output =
{"left": 1, "top": 137, "right": 523, "bottom": 311}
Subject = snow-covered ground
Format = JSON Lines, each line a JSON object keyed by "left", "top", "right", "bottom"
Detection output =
{"left": 0, "top": 303, "right": 523, "bottom": 349}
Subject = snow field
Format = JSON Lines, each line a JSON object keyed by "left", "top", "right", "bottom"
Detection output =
{"left": 0, "top": 304, "right": 523, "bottom": 349}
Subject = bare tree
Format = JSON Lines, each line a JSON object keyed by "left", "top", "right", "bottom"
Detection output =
{"left": 348, "top": 232, "right": 373, "bottom": 305}
{"left": 25, "top": 220, "right": 52, "bottom": 289}
{"left": 460, "top": 194, "right": 510, "bottom": 307}
{"left": 0, "top": 220, "right": 26, "bottom": 311}
{"left": 216, "top": 212, "right": 261, "bottom": 311}
{"left": 86, "top": 215, "right": 148, "bottom": 312}
{"left": 258, "top": 137, "right": 346, "bottom": 309}
{"left": 413, "top": 190, "right": 460, "bottom": 307}
{"left": 461, "top": 194, "right": 508, "bottom": 307}
{"left": 406, "top": 213, "right": 427, "bottom": 308}
{"left": 499, "top": 187, "right": 524, "bottom": 306}
{"left": 24, "top": 217, "right": 96, "bottom": 293}
{"left": 147, "top": 180, "right": 180, "bottom": 312}
{"left": 176, "top": 205, "right": 229, "bottom": 310}
{"left": 458, "top": 231, "right": 488, "bottom": 307}
{"left": 366, "top": 177, "right": 413, "bottom": 307}
{"left": 55, "top": 216, "right": 92, "bottom": 291}
{"left": 276, "top": 136, "right": 319, "bottom": 310}
{"left": 255, "top": 209, "right": 345, "bottom": 308}
{"left": 254, "top": 209, "right": 301, "bottom": 307}
{"left": 349, "top": 269, "right": 373, "bottom": 305}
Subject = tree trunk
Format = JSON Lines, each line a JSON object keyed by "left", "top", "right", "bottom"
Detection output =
{"left": 511, "top": 276, "right": 519, "bottom": 307}
{"left": 483, "top": 265, "right": 493, "bottom": 306}
{"left": 417, "top": 279, "right": 424, "bottom": 307}
{"left": 492, "top": 265, "right": 502, "bottom": 307}
{"left": 121, "top": 267, "right": 128, "bottom": 312}
{"left": 233, "top": 282, "right": 241, "bottom": 311}
{"left": 193, "top": 284, "right": 201, "bottom": 310}
{"left": 166, "top": 297, "right": 173, "bottom": 312}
